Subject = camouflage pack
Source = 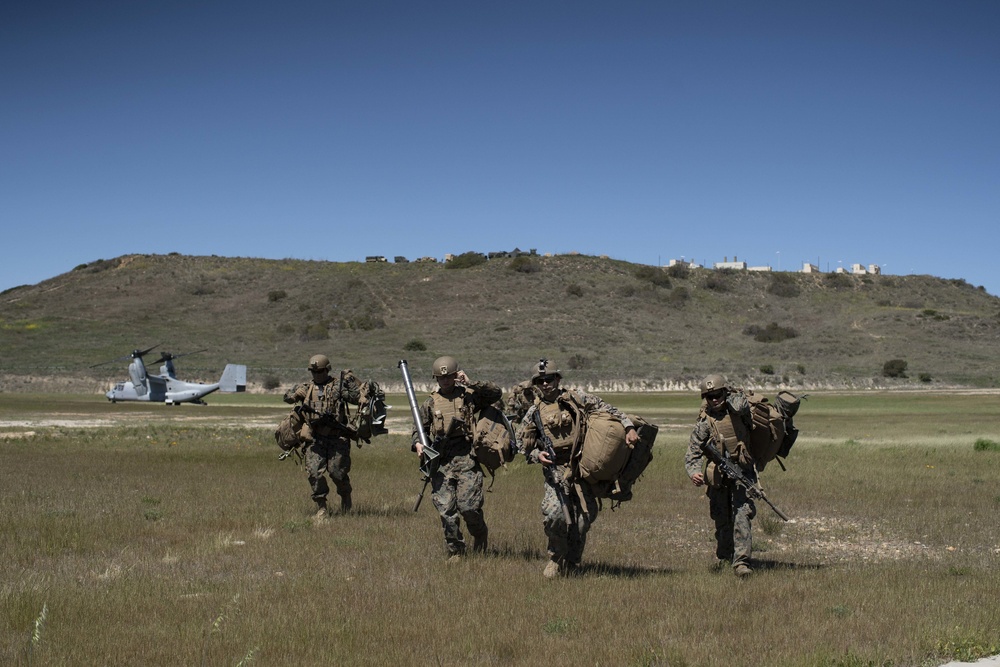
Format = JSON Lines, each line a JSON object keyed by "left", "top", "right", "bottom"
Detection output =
{"left": 473, "top": 404, "right": 517, "bottom": 478}
{"left": 274, "top": 407, "right": 305, "bottom": 451}
{"left": 353, "top": 379, "right": 389, "bottom": 443}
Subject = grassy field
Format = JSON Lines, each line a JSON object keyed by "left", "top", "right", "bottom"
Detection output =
{"left": 2, "top": 391, "right": 999, "bottom": 666}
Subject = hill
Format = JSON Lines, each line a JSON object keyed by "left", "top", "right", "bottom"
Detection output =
{"left": 2, "top": 253, "right": 999, "bottom": 393}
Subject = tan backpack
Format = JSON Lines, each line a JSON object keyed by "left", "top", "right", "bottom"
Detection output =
{"left": 746, "top": 390, "right": 802, "bottom": 470}
{"left": 274, "top": 407, "right": 305, "bottom": 451}
{"left": 578, "top": 412, "right": 657, "bottom": 502}
{"left": 473, "top": 404, "right": 517, "bottom": 479}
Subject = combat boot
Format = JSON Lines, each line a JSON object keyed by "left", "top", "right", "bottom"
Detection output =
{"left": 472, "top": 530, "right": 488, "bottom": 554}
{"left": 313, "top": 499, "right": 328, "bottom": 522}
{"left": 734, "top": 564, "right": 754, "bottom": 578}
{"left": 543, "top": 559, "right": 561, "bottom": 578}
{"left": 340, "top": 493, "right": 352, "bottom": 514}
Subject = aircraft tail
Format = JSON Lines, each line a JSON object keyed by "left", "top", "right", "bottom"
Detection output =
{"left": 219, "top": 364, "right": 247, "bottom": 392}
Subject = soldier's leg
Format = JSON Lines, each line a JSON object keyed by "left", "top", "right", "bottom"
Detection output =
{"left": 431, "top": 462, "right": 464, "bottom": 556}
{"left": 566, "top": 487, "right": 600, "bottom": 567}
{"left": 708, "top": 485, "right": 735, "bottom": 562}
{"left": 731, "top": 486, "right": 756, "bottom": 572}
{"left": 541, "top": 480, "right": 569, "bottom": 563}
{"left": 455, "top": 457, "right": 488, "bottom": 552}
{"left": 327, "top": 439, "right": 353, "bottom": 512}
{"left": 304, "top": 443, "right": 330, "bottom": 513}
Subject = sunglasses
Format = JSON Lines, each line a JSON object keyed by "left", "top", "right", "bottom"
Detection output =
{"left": 533, "top": 375, "right": 559, "bottom": 385}
{"left": 704, "top": 391, "right": 726, "bottom": 401}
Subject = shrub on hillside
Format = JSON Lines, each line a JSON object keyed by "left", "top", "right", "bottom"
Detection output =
{"left": 566, "top": 283, "right": 584, "bottom": 297}
{"left": 824, "top": 273, "right": 853, "bottom": 290}
{"left": 404, "top": 339, "right": 427, "bottom": 351}
{"left": 634, "top": 266, "right": 671, "bottom": 288}
{"left": 349, "top": 313, "right": 386, "bottom": 331}
{"left": 509, "top": 256, "right": 541, "bottom": 273}
{"left": 704, "top": 273, "right": 731, "bottom": 292}
{"left": 300, "top": 321, "right": 330, "bottom": 341}
{"left": 262, "top": 375, "right": 281, "bottom": 390}
{"left": 760, "top": 364, "right": 775, "bottom": 375}
{"left": 882, "top": 359, "right": 908, "bottom": 378}
{"left": 268, "top": 289, "right": 287, "bottom": 303}
{"left": 567, "top": 354, "right": 590, "bottom": 370}
{"left": 743, "top": 322, "right": 798, "bottom": 343}
{"left": 665, "top": 263, "right": 690, "bottom": 280}
{"left": 974, "top": 438, "right": 1000, "bottom": 452}
{"left": 445, "top": 252, "right": 487, "bottom": 269}
{"left": 768, "top": 274, "right": 801, "bottom": 297}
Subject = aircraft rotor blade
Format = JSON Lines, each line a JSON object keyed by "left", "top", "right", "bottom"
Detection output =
{"left": 148, "top": 348, "right": 208, "bottom": 366}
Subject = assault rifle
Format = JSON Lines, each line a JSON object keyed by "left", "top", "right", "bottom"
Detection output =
{"left": 295, "top": 402, "right": 358, "bottom": 441}
{"left": 699, "top": 439, "right": 789, "bottom": 521}
{"left": 399, "top": 359, "right": 442, "bottom": 512}
{"left": 531, "top": 407, "right": 574, "bottom": 526}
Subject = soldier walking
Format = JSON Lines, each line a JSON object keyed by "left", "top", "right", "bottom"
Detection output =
{"left": 519, "top": 359, "right": 638, "bottom": 577}
{"left": 412, "top": 356, "right": 502, "bottom": 560}
{"left": 685, "top": 374, "right": 757, "bottom": 577}
{"left": 283, "top": 354, "right": 361, "bottom": 518}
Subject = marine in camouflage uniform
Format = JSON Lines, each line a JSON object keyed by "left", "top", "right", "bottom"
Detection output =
{"left": 283, "top": 354, "right": 361, "bottom": 517}
{"left": 684, "top": 374, "right": 757, "bottom": 577}
{"left": 412, "top": 356, "right": 502, "bottom": 559}
{"left": 519, "top": 360, "right": 639, "bottom": 577}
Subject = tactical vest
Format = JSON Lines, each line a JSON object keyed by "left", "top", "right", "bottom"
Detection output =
{"left": 537, "top": 395, "right": 584, "bottom": 464}
{"left": 305, "top": 381, "right": 346, "bottom": 438}
{"left": 706, "top": 407, "right": 750, "bottom": 459}
{"left": 430, "top": 389, "right": 473, "bottom": 443}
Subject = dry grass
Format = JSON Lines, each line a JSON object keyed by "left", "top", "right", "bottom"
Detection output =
{"left": 1, "top": 392, "right": 999, "bottom": 666}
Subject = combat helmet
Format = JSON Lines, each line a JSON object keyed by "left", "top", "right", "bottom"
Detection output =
{"left": 432, "top": 356, "right": 459, "bottom": 378}
{"left": 307, "top": 354, "right": 332, "bottom": 372}
{"left": 699, "top": 373, "right": 728, "bottom": 397}
{"left": 531, "top": 358, "right": 562, "bottom": 383}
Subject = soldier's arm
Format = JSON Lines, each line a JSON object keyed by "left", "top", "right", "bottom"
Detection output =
{"left": 282, "top": 383, "right": 307, "bottom": 404}
{"left": 466, "top": 380, "right": 503, "bottom": 409}
{"left": 685, "top": 420, "right": 711, "bottom": 479}
{"left": 726, "top": 390, "right": 753, "bottom": 428}
{"left": 519, "top": 406, "right": 542, "bottom": 464}
{"left": 578, "top": 390, "right": 636, "bottom": 431}
{"left": 411, "top": 396, "right": 434, "bottom": 452}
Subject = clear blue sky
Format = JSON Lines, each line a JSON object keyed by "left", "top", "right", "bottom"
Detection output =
{"left": 2, "top": 1, "right": 998, "bottom": 294}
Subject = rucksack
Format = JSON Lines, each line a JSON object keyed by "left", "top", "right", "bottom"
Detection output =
{"left": 746, "top": 390, "right": 802, "bottom": 469}
{"left": 274, "top": 407, "right": 305, "bottom": 451}
{"left": 473, "top": 404, "right": 517, "bottom": 482}
{"left": 578, "top": 412, "right": 657, "bottom": 503}
{"left": 353, "top": 379, "right": 389, "bottom": 443}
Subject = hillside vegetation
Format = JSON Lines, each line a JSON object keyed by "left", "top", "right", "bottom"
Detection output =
{"left": 2, "top": 253, "right": 999, "bottom": 392}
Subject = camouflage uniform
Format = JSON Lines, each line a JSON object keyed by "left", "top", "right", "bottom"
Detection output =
{"left": 685, "top": 391, "right": 757, "bottom": 571}
{"left": 521, "top": 388, "right": 635, "bottom": 570}
{"left": 284, "top": 370, "right": 361, "bottom": 513}
{"left": 413, "top": 378, "right": 502, "bottom": 556}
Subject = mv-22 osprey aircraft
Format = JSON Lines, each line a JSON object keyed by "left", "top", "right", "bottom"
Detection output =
{"left": 95, "top": 345, "right": 246, "bottom": 405}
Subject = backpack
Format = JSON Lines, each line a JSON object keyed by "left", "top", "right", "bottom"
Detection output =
{"left": 579, "top": 412, "right": 657, "bottom": 503}
{"left": 274, "top": 407, "right": 305, "bottom": 451}
{"left": 353, "top": 379, "right": 389, "bottom": 443}
{"left": 473, "top": 404, "right": 517, "bottom": 482}
{"left": 746, "top": 390, "right": 802, "bottom": 469}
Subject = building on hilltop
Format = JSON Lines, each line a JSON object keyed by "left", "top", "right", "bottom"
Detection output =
{"left": 713, "top": 256, "right": 747, "bottom": 270}
{"left": 801, "top": 262, "right": 820, "bottom": 273}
